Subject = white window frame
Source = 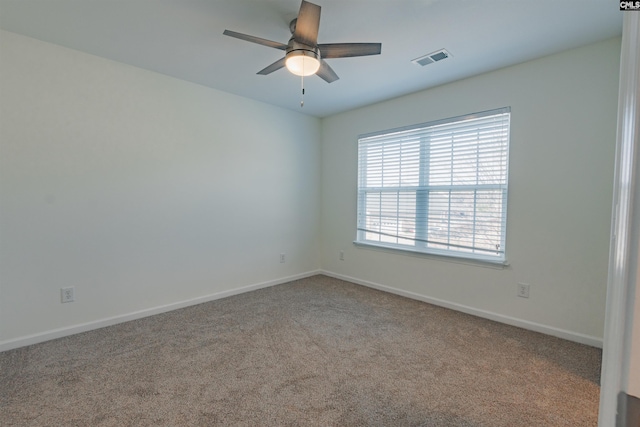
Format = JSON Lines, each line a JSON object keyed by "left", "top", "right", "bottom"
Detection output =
{"left": 355, "top": 107, "right": 511, "bottom": 264}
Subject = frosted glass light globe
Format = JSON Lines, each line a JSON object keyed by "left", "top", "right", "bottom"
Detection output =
{"left": 285, "top": 50, "right": 320, "bottom": 76}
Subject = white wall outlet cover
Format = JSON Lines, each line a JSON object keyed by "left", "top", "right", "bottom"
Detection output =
{"left": 61, "top": 287, "right": 75, "bottom": 303}
{"left": 517, "top": 283, "right": 530, "bottom": 298}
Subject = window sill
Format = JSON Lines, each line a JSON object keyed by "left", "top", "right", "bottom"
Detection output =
{"left": 353, "top": 240, "right": 510, "bottom": 269}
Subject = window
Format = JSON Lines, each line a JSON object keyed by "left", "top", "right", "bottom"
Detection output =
{"left": 356, "top": 107, "right": 510, "bottom": 263}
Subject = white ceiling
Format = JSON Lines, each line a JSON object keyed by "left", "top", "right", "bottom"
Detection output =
{"left": 0, "top": 0, "right": 623, "bottom": 117}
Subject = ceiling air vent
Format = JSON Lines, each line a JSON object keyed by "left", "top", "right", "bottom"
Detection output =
{"left": 412, "top": 49, "right": 452, "bottom": 67}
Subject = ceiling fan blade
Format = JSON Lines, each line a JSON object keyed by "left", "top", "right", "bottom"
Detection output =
{"left": 294, "top": 0, "right": 321, "bottom": 46}
{"left": 318, "top": 43, "right": 382, "bottom": 58}
{"left": 257, "top": 57, "right": 286, "bottom": 75}
{"left": 223, "top": 30, "right": 287, "bottom": 50}
{"left": 316, "top": 60, "right": 339, "bottom": 83}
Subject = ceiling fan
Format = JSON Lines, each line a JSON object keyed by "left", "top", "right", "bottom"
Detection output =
{"left": 223, "top": 0, "right": 382, "bottom": 83}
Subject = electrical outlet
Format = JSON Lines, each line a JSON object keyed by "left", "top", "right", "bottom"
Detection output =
{"left": 61, "top": 287, "right": 75, "bottom": 303}
{"left": 517, "top": 283, "right": 530, "bottom": 299}
{"left": 339, "top": 250, "right": 344, "bottom": 261}
{"left": 280, "top": 253, "right": 285, "bottom": 263}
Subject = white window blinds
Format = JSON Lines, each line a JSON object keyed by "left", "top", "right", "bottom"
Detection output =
{"left": 356, "top": 107, "right": 510, "bottom": 263}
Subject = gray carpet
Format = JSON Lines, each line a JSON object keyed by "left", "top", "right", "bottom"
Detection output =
{"left": 0, "top": 275, "right": 601, "bottom": 426}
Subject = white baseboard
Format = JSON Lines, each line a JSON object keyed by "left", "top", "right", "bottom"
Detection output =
{"left": 320, "top": 270, "right": 603, "bottom": 348}
{"left": 2, "top": 269, "right": 603, "bottom": 352}
{"left": 0, "top": 270, "right": 321, "bottom": 352}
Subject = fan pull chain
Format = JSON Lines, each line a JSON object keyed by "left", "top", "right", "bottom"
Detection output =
{"left": 300, "top": 74, "right": 305, "bottom": 107}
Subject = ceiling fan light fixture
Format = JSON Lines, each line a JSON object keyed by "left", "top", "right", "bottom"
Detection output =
{"left": 285, "top": 49, "right": 320, "bottom": 76}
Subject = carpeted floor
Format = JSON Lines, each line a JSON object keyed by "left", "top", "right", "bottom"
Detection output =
{"left": 0, "top": 275, "right": 601, "bottom": 426}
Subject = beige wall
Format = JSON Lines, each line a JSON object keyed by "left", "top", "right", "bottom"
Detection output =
{"left": 0, "top": 30, "right": 322, "bottom": 346}
{"left": 0, "top": 29, "right": 623, "bottom": 351}
{"left": 320, "top": 37, "right": 621, "bottom": 345}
